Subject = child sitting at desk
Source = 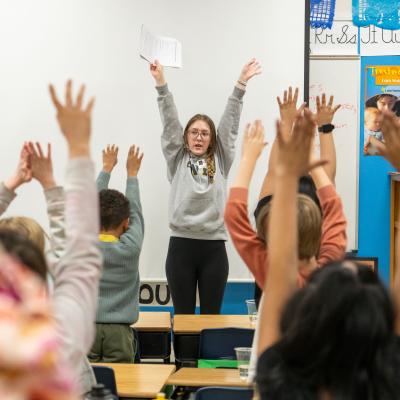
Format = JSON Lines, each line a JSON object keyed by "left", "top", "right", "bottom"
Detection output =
{"left": 256, "top": 108, "right": 400, "bottom": 400}
{"left": 89, "top": 144, "right": 144, "bottom": 363}
{"left": 224, "top": 89, "right": 347, "bottom": 382}
{"left": 0, "top": 80, "right": 103, "bottom": 397}
{"left": 225, "top": 88, "right": 346, "bottom": 301}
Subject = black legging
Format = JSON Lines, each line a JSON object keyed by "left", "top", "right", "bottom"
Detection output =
{"left": 166, "top": 237, "right": 229, "bottom": 314}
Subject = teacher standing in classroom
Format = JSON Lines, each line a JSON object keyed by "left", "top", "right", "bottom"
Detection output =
{"left": 149, "top": 58, "right": 261, "bottom": 314}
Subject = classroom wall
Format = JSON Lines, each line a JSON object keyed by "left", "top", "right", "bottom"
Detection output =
{"left": 3, "top": 0, "right": 397, "bottom": 315}
{"left": 141, "top": 282, "right": 255, "bottom": 315}
{"left": 0, "top": 0, "right": 306, "bottom": 282}
{"left": 334, "top": 0, "right": 352, "bottom": 20}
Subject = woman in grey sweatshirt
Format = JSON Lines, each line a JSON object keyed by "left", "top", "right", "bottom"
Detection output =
{"left": 150, "top": 59, "right": 262, "bottom": 314}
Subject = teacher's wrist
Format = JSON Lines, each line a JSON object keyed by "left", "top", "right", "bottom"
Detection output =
{"left": 155, "top": 78, "right": 167, "bottom": 87}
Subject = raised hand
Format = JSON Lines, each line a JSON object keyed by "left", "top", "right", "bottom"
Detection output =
{"left": 276, "top": 109, "right": 326, "bottom": 177}
{"left": 277, "top": 87, "right": 306, "bottom": 138}
{"left": 4, "top": 143, "right": 33, "bottom": 191}
{"left": 49, "top": 80, "right": 94, "bottom": 158}
{"left": 102, "top": 145, "right": 119, "bottom": 173}
{"left": 239, "top": 58, "right": 262, "bottom": 83}
{"left": 315, "top": 93, "right": 341, "bottom": 126}
{"left": 150, "top": 60, "right": 166, "bottom": 87}
{"left": 26, "top": 142, "right": 56, "bottom": 190}
{"left": 373, "top": 111, "right": 400, "bottom": 170}
{"left": 241, "top": 120, "right": 267, "bottom": 161}
{"left": 126, "top": 145, "right": 144, "bottom": 177}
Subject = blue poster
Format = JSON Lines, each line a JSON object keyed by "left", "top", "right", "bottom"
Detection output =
{"left": 363, "top": 65, "right": 400, "bottom": 155}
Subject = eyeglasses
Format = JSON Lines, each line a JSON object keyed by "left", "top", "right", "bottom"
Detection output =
{"left": 188, "top": 129, "right": 210, "bottom": 139}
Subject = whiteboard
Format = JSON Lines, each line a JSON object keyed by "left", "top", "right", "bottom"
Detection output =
{"left": 309, "top": 56, "right": 359, "bottom": 250}
{"left": 0, "top": 0, "right": 305, "bottom": 280}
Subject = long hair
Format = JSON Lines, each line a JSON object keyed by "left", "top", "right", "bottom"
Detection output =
{"left": 184, "top": 114, "right": 217, "bottom": 183}
{"left": 257, "top": 262, "right": 400, "bottom": 399}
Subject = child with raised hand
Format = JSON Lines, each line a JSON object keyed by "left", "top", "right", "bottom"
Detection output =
{"left": 150, "top": 58, "right": 261, "bottom": 314}
{"left": 378, "top": 111, "right": 400, "bottom": 335}
{"left": 315, "top": 93, "right": 341, "bottom": 183}
{"left": 224, "top": 111, "right": 346, "bottom": 293}
{"left": 0, "top": 141, "right": 78, "bottom": 399}
{"left": 225, "top": 108, "right": 346, "bottom": 382}
{"left": 0, "top": 141, "right": 66, "bottom": 265}
{"left": 0, "top": 80, "right": 100, "bottom": 397}
{"left": 259, "top": 88, "right": 340, "bottom": 201}
{"left": 89, "top": 143, "right": 144, "bottom": 363}
{"left": 373, "top": 110, "right": 400, "bottom": 169}
{"left": 225, "top": 88, "right": 345, "bottom": 303}
{"left": 255, "top": 110, "right": 400, "bottom": 400}
{"left": 0, "top": 81, "right": 101, "bottom": 398}
{"left": 47, "top": 79, "right": 102, "bottom": 394}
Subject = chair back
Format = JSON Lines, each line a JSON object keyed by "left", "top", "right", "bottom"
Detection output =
{"left": 92, "top": 365, "right": 118, "bottom": 397}
{"left": 199, "top": 328, "right": 254, "bottom": 360}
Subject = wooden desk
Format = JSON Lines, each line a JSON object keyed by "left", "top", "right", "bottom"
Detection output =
{"left": 131, "top": 312, "right": 172, "bottom": 363}
{"left": 95, "top": 363, "right": 175, "bottom": 398}
{"left": 173, "top": 315, "right": 253, "bottom": 334}
{"left": 167, "top": 367, "right": 251, "bottom": 388}
{"left": 132, "top": 311, "right": 171, "bottom": 332}
{"left": 173, "top": 315, "right": 254, "bottom": 364}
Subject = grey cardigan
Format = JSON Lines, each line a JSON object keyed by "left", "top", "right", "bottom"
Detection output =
{"left": 96, "top": 172, "right": 144, "bottom": 324}
{"left": 157, "top": 84, "right": 245, "bottom": 240}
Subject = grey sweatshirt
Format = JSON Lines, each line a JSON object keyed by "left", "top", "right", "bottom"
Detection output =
{"left": 157, "top": 84, "right": 245, "bottom": 240}
{"left": 96, "top": 171, "right": 144, "bottom": 324}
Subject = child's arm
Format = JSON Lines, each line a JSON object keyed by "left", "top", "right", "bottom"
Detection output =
{"left": 150, "top": 60, "right": 184, "bottom": 180}
{"left": 120, "top": 145, "right": 144, "bottom": 250}
{"left": 259, "top": 87, "right": 305, "bottom": 199}
{"left": 314, "top": 94, "right": 340, "bottom": 184}
{"left": 232, "top": 120, "right": 267, "bottom": 188}
{"left": 395, "top": 207, "right": 400, "bottom": 335}
{"left": 373, "top": 111, "right": 400, "bottom": 171}
{"left": 97, "top": 145, "right": 118, "bottom": 191}
{"left": 258, "top": 110, "right": 324, "bottom": 355}
{"left": 27, "top": 142, "right": 67, "bottom": 263}
{"left": 225, "top": 121, "right": 269, "bottom": 287}
{"left": 216, "top": 59, "right": 262, "bottom": 176}
{"left": 310, "top": 166, "right": 347, "bottom": 265}
{"left": 1, "top": 144, "right": 32, "bottom": 215}
{"left": 224, "top": 188, "right": 269, "bottom": 288}
{"left": 374, "top": 111, "right": 400, "bottom": 334}
{"left": 48, "top": 80, "right": 102, "bottom": 375}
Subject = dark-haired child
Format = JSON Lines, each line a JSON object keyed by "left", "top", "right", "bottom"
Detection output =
{"left": 89, "top": 144, "right": 144, "bottom": 363}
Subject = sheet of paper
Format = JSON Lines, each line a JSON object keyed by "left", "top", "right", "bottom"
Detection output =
{"left": 139, "top": 25, "right": 182, "bottom": 68}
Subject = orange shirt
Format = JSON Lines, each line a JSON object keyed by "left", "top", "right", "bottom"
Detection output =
{"left": 224, "top": 185, "right": 347, "bottom": 289}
